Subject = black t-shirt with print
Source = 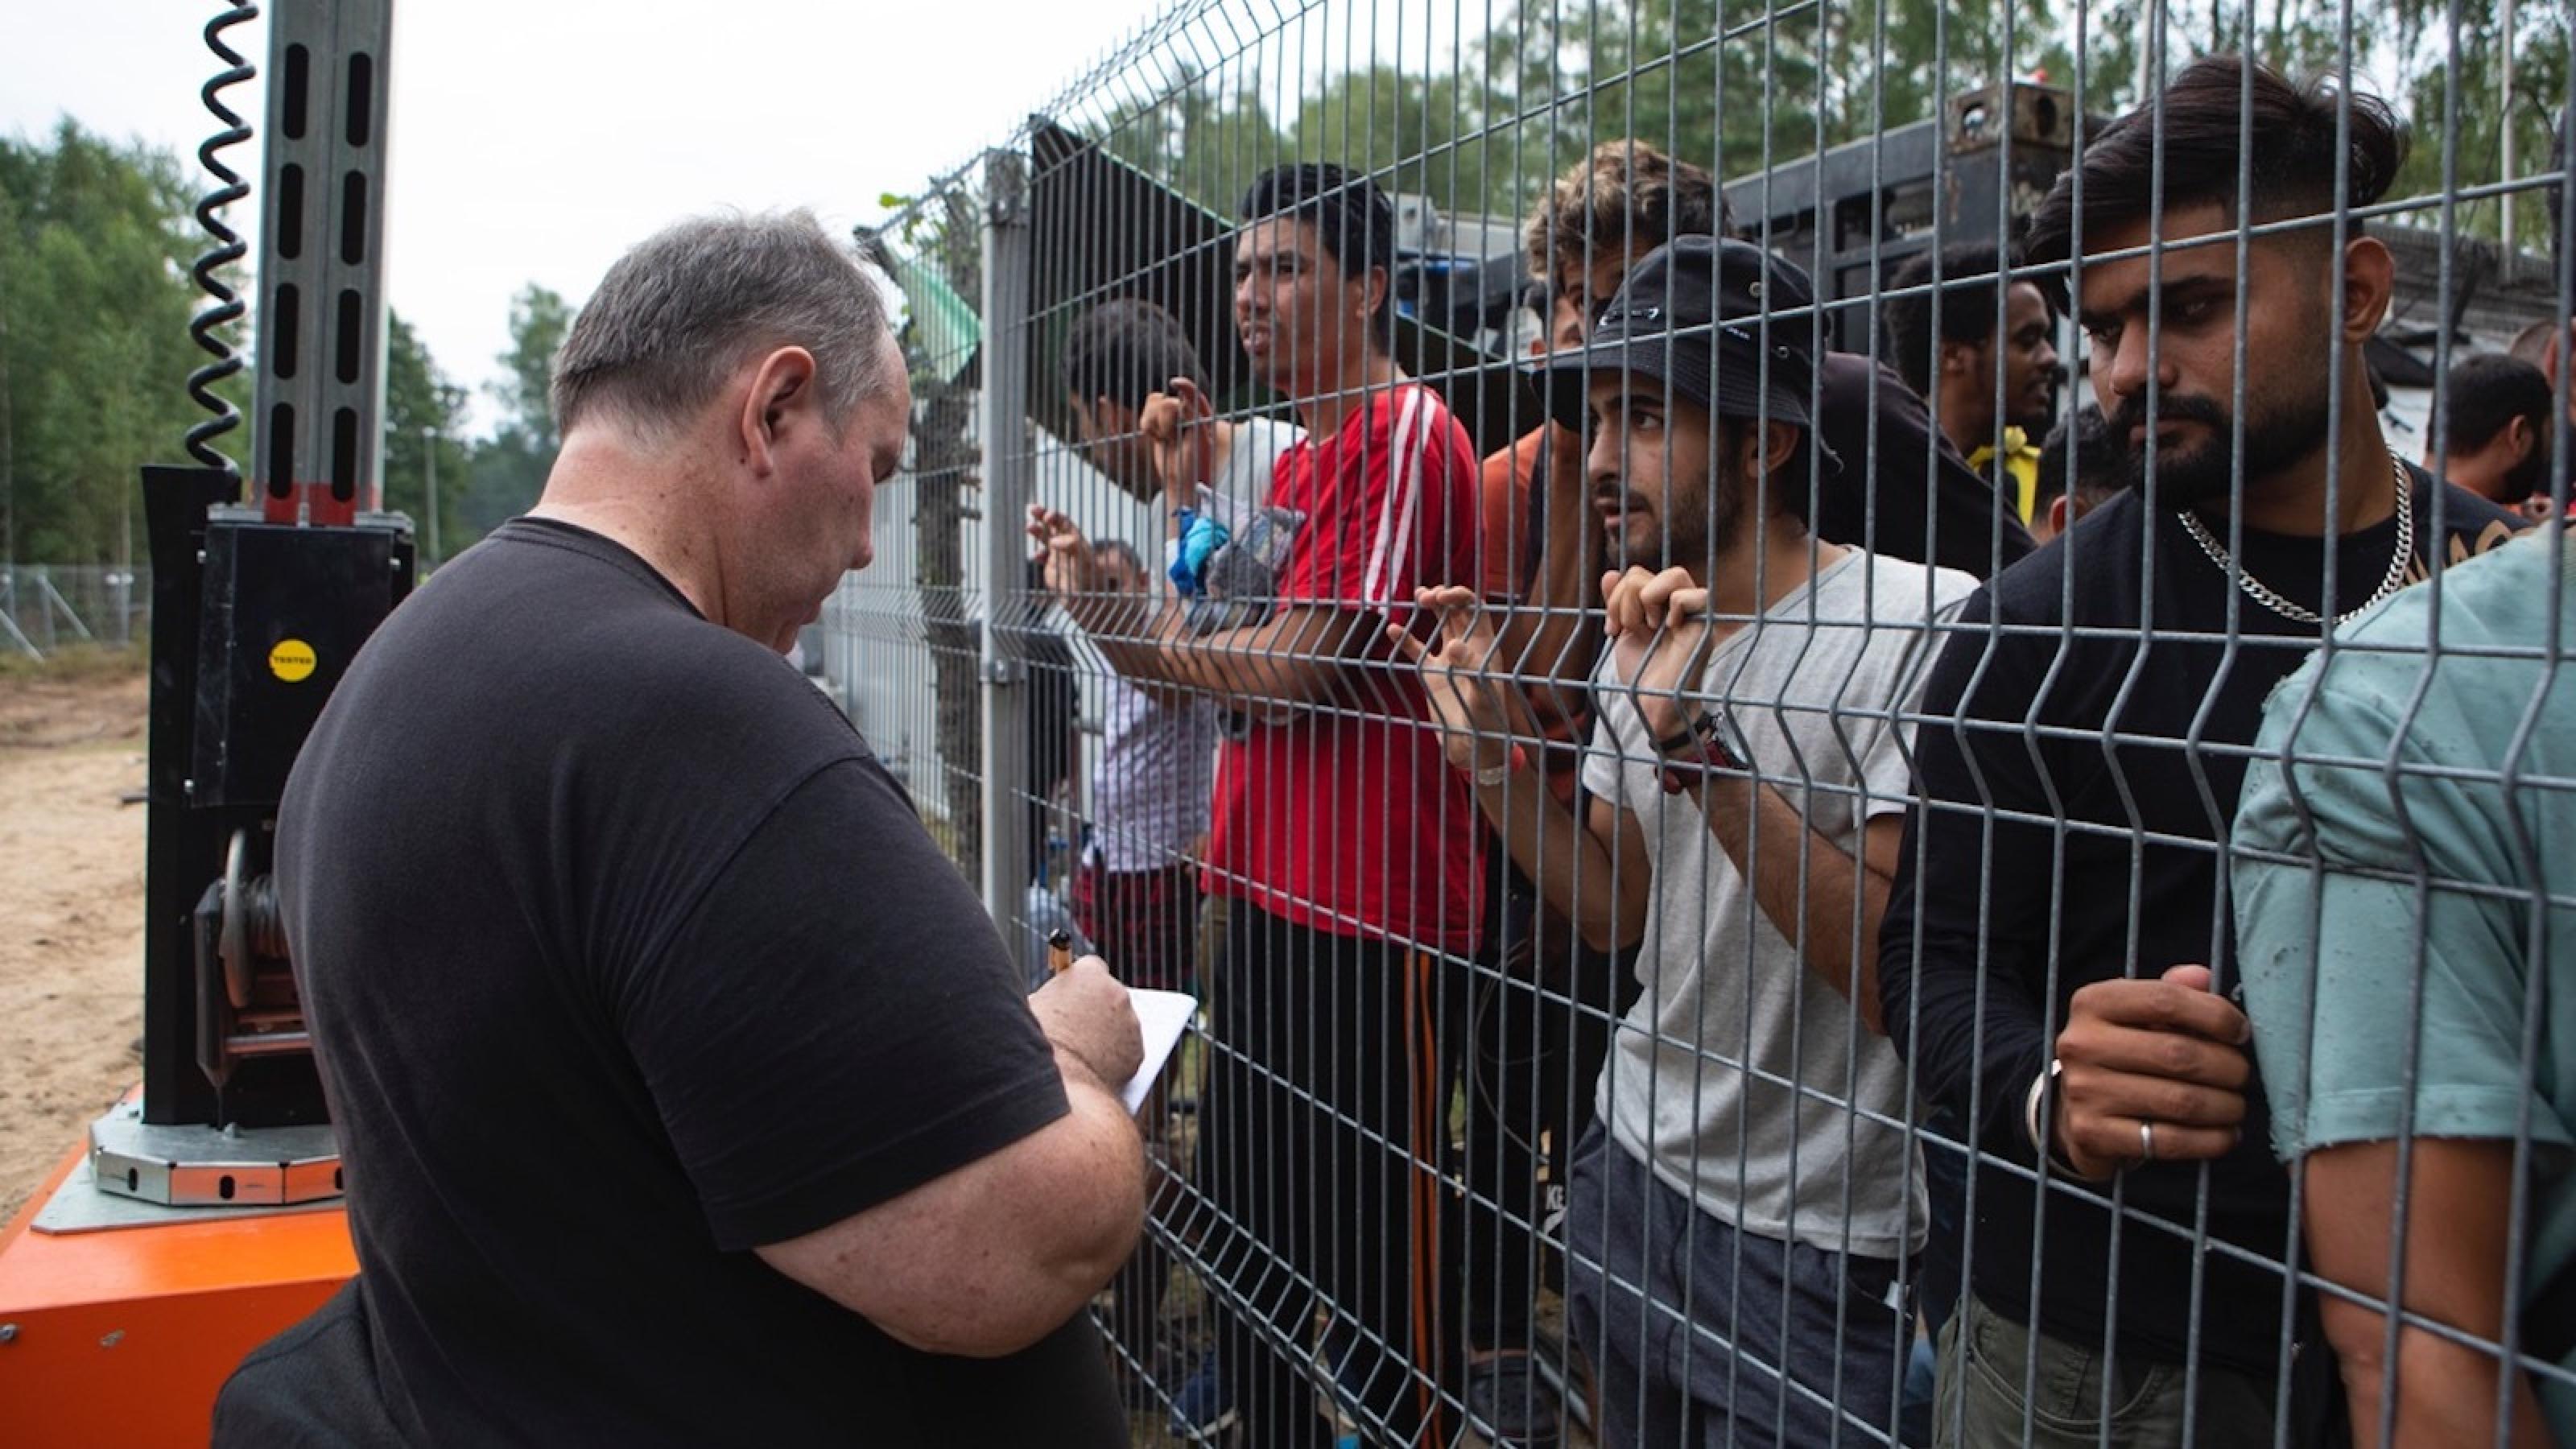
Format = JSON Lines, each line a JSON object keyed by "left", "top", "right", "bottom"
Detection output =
{"left": 1880, "top": 470, "right": 2524, "bottom": 1373}
{"left": 253, "top": 518, "right": 1125, "bottom": 1446}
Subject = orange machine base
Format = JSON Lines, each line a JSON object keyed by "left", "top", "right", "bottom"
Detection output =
{"left": 0, "top": 1136, "right": 355, "bottom": 1447}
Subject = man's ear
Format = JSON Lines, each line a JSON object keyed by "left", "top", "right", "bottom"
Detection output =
{"left": 1357, "top": 266, "right": 1390, "bottom": 324}
{"left": 1938, "top": 338, "right": 1982, "bottom": 378}
{"left": 2047, "top": 494, "right": 2072, "bottom": 537}
{"left": 2339, "top": 236, "right": 2397, "bottom": 342}
{"left": 2504, "top": 414, "right": 2537, "bottom": 465}
{"left": 1753, "top": 419, "right": 1801, "bottom": 477}
{"left": 737, "top": 346, "right": 820, "bottom": 476}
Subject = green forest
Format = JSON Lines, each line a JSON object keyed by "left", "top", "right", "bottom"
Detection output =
{"left": 6, "top": 0, "right": 2561, "bottom": 568}
{"left": 0, "top": 121, "right": 572, "bottom": 569}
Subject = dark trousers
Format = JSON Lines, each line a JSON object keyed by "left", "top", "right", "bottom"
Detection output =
{"left": 1080, "top": 869, "right": 1201, "bottom": 1377}
{"left": 1566, "top": 1126, "right": 1909, "bottom": 1448}
{"left": 1445, "top": 862, "right": 1641, "bottom": 1355}
{"left": 1071, "top": 860, "right": 1199, "bottom": 995}
{"left": 1199, "top": 902, "right": 1447, "bottom": 1448}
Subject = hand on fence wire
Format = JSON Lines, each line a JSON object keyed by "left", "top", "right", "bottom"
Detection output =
{"left": 2050, "top": 964, "right": 2252, "bottom": 1181}
{"left": 1137, "top": 376, "right": 1216, "bottom": 506}
{"left": 1600, "top": 565, "right": 1722, "bottom": 745}
{"left": 1028, "top": 953, "right": 1145, "bottom": 1090}
{"left": 1026, "top": 505, "right": 1104, "bottom": 602}
{"left": 1386, "top": 584, "right": 1513, "bottom": 773}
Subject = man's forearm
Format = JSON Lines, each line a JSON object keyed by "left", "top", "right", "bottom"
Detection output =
{"left": 1046, "top": 1046, "right": 1150, "bottom": 1270}
{"left": 2307, "top": 1138, "right": 2558, "bottom": 1448}
{"left": 2329, "top": 1319, "right": 2556, "bottom": 1448}
{"left": 758, "top": 1051, "right": 1147, "bottom": 1360}
{"left": 1501, "top": 427, "right": 1602, "bottom": 721}
{"left": 942, "top": 1053, "right": 1146, "bottom": 1355}
{"left": 1472, "top": 773, "right": 1641, "bottom": 956}
{"left": 1070, "top": 594, "right": 1354, "bottom": 707}
{"left": 1699, "top": 776, "right": 1887, "bottom": 1030}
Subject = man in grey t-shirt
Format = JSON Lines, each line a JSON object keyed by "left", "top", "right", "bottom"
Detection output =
{"left": 1401, "top": 237, "right": 1973, "bottom": 1445}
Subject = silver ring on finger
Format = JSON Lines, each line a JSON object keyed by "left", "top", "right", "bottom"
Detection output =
{"left": 2139, "top": 1120, "right": 2158, "bottom": 1164}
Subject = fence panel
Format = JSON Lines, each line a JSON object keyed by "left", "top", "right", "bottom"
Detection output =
{"left": 1, "top": 566, "right": 151, "bottom": 658}
{"left": 820, "top": 3, "right": 2576, "bottom": 1444}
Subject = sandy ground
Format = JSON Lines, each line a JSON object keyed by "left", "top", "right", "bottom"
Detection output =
{"left": 0, "top": 664, "right": 150, "bottom": 1223}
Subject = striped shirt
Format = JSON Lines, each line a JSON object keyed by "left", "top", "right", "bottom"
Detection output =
{"left": 1088, "top": 672, "right": 1219, "bottom": 874}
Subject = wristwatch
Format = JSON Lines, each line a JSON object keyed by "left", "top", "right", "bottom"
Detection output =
{"left": 1654, "top": 707, "right": 1747, "bottom": 794}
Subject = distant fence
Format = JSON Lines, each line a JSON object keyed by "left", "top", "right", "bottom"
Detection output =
{"left": 1, "top": 566, "right": 150, "bottom": 658}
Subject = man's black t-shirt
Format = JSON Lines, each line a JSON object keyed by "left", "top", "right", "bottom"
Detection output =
{"left": 262, "top": 518, "right": 1125, "bottom": 1445}
{"left": 1880, "top": 471, "right": 2524, "bottom": 1373}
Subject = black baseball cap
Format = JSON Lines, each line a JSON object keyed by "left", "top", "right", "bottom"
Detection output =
{"left": 1534, "top": 234, "right": 1839, "bottom": 474}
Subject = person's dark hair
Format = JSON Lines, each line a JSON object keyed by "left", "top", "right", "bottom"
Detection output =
{"left": 1240, "top": 163, "right": 1397, "bottom": 337}
{"left": 2435, "top": 353, "right": 2555, "bottom": 497}
{"left": 1092, "top": 537, "right": 1146, "bottom": 575}
{"left": 1884, "top": 242, "right": 2017, "bottom": 397}
{"left": 2022, "top": 56, "right": 2407, "bottom": 299}
{"left": 1524, "top": 141, "right": 1726, "bottom": 286}
{"left": 1059, "top": 299, "right": 1210, "bottom": 412}
{"left": 2033, "top": 402, "right": 2124, "bottom": 512}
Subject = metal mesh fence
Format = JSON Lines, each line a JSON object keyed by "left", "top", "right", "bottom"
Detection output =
{"left": 823, "top": 2, "right": 2576, "bottom": 1443}
{"left": 1, "top": 565, "right": 151, "bottom": 658}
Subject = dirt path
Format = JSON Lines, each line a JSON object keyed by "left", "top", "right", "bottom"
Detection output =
{"left": 0, "top": 666, "right": 150, "bottom": 1222}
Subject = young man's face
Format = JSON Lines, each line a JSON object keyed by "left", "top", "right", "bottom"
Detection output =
{"left": 2075, "top": 201, "right": 2339, "bottom": 510}
{"left": 1583, "top": 369, "right": 1729, "bottom": 572}
{"left": 1554, "top": 245, "right": 1653, "bottom": 340}
{"left": 1094, "top": 547, "right": 1150, "bottom": 595}
{"left": 1068, "top": 394, "right": 1154, "bottom": 493}
{"left": 1232, "top": 217, "right": 1373, "bottom": 395}
{"left": 1997, "top": 280, "right": 2062, "bottom": 434}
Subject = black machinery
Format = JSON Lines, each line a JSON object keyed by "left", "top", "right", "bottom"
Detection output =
{"left": 92, "top": 0, "right": 407, "bottom": 1209}
{"left": 1723, "top": 80, "right": 2083, "bottom": 354}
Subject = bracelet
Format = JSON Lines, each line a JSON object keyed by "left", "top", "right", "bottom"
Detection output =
{"left": 1655, "top": 708, "right": 1745, "bottom": 795}
{"left": 2026, "top": 1057, "right": 2086, "bottom": 1175}
{"left": 1467, "top": 743, "right": 1527, "bottom": 789}
{"left": 2023, "top": 1059, "right": 2058, "bottom": 1159}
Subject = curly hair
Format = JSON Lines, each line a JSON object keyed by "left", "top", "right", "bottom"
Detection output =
{"left": 1523, "top": 140, "right": 1728, "bottom": 285}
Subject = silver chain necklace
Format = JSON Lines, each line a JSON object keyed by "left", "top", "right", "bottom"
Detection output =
{"left": 2175, "top": 452, "right": 2414, "bottom": 627}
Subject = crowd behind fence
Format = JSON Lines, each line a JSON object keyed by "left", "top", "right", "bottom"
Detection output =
{"left": 814, "top": 2, "right": 2575, "bottom": 1444}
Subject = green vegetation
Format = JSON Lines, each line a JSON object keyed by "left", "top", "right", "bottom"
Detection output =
{"left": 0, "top": 124, "right": 576, "bottom": 572}
{"left": 1083, "top": 0, "right": 2564, "bottom": 244}
{"left": 0, "top": 122, "right": 225, "bottom": 567}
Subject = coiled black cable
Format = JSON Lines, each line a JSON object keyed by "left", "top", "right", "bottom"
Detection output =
{"left": 184, "top": 2, "right": 258, "bottom": 476}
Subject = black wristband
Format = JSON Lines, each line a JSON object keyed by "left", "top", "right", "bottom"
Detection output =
{"left": 1655, "top": 708, "right": 1745, "bottom": 793}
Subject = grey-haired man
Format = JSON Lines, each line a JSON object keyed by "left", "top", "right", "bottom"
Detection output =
{"left": 222, "top": 212, "right": 1145, "bottom": 1447}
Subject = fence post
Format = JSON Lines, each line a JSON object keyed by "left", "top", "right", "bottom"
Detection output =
{"left": 0, "top": 568, "right": 37, "bottom": 660}
{"left": 977, "top": 147, "right": 1035, "bottom": 968}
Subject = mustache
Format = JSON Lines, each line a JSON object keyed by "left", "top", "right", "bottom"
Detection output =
{"left": 2103, "top": 390, "right": 2230, "bottom": 440}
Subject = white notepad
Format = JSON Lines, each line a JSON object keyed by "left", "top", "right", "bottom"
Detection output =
{"left": 1120, "top": 989, "right": 1199, "bottom": 1115}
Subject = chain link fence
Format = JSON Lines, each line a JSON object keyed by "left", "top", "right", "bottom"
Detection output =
{"left": 820, "top": 2, "right": 2575, "bottom": 1443}
{"left": 1, "top": 565, "right": 151, "bottom": 658}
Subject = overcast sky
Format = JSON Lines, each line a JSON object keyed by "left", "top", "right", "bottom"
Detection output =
{"left": 7, "top": 0, "right": 1346, "bottom": 436}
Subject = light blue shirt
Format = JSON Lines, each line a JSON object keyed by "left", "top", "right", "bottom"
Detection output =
{"left": 2235, "top": 530, "right": 2575, "bottom": 1431}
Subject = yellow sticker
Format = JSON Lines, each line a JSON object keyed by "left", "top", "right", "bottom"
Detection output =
{"left": 268, "top": 638, "right": 317, "bottom": 683}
